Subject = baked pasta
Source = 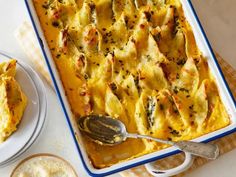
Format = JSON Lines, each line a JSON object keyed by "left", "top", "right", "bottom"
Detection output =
{"left": 34, "top": 0, "right": 230, "bottom": 168}
{"left": 0, "top": 60, "right": 27, "bottom": 143}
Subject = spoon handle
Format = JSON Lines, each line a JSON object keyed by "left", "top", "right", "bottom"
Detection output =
{"left": 174, "top": 141, "right": 219, "bottom": 160}
{"left": 127, "top": 134, "right": 219, "bottom": 160}
{"left": 126, "top": 133, "right": 174, "bottom": 145}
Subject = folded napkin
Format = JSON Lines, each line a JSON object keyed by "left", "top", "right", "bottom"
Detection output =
{"left": 15, "top": 21, "right": 236, "bottom": 177}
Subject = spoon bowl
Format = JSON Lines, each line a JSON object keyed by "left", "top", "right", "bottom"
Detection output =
{"left": 78, "top": 115, "right": 127, "bottom": 145}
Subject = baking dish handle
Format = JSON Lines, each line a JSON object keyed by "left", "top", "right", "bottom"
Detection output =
{"left": 145, "top": 152, "right": 194, "bottom": 177}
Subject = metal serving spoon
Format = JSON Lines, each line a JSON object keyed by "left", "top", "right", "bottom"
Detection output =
{"left": 78, "top": 115, "right": 219, "bottom": 160}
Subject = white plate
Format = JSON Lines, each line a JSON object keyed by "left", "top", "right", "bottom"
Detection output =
{"left": 0, "top": 51, "right": 47, "bottom": 167}
{"left": 0, "top": 52, "right": 44, "bottom": 164}
{"left": 0, "top": 95, "right": 46, "bottom": 167}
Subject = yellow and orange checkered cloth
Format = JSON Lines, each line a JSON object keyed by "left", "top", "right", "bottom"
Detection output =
{"left": 15, "top": 22, "right": 236, "bottom": 177}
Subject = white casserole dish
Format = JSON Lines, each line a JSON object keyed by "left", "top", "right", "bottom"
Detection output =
{"left": 24, "top": 0, "right": 236, "bottom": 176}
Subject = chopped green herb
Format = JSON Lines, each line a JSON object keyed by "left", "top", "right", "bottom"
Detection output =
{"left": 170, "top": 129, "right": 180, "bottom": 137}
{"left": 124, "top": 16, "right": 129, "bottom": 25}
{"left": 189, "top": 105, "right": 194, "bottom": 110}
{"left": 179, "top": 88, "right": 189, "bottom": 93}
{"left": 56, "top": 54, "right": 61, "bottom": 58}
{"left": 146, "top": 55, "right": 152, "bottom": 61}
{"left": 153, "top": 33, "right": 161, "bottom": 42}
{"left": 173, "top": 106, "right": 179, "bottom": 114}
{"left": 160, "top": 103, "right": 164, "bottom": 110}
{"left": 146, "top": 97, "right": 156, "bottom": 127}
{"left": 84, "top": 73, "right": 89, "bottom": 80}
{"left": 144, "top": 11, "right": 152, "bottom": 22}
{"left": 109, "top": 82, "right": 117, "bottom": 91}
{"left": 177, "top": 59, "right": 186, "bottom": 66}
{"left": 52, "top": 21, "right": 60, "bottom": 27}
{"left": 176, "top": 73, "right": 180, "bottom": 79}
{"left": 173, "top": 86, "right": 179, "bottom": 94}
{"left": 168, "top": 126, "right": 173, "bottom": 130}
{"left": 42, "top": 3, "right": 50, "bottom": 9}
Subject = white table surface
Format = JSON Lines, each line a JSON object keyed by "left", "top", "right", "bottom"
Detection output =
{"left": 0, "top": 0, "right": 235, "bottom": 176}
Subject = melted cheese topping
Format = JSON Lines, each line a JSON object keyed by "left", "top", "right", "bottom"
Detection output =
{"left": 0, "top": 60, "right": 27, "bottom": 143}
{"left": 11, "top": 155, "right": 77, "bottom": 177}
{"left": 34, "top": 0, "right": 230, "bottom": 168}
